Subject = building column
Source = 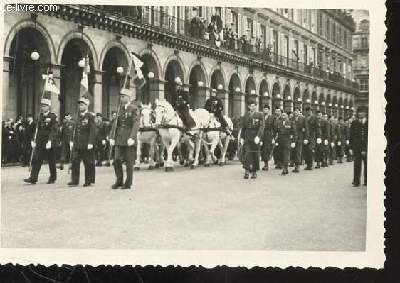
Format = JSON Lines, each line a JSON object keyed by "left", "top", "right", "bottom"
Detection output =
{"left": 3, "top": 56, "right": 11, "bottom": 120}
{"left": 236, "top": 92, "right": 245, "bottom": 116}
{"left": 50, "top": 64, "right": 62, "bottom": 119}
{"left": 93, "top": 70, "right": 103, "bottom": 114}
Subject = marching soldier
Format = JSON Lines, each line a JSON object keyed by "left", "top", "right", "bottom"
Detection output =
{"left": 109, "top": 89, "right": 140, "bottom": 190}
{"left": 349, "top": 107, "right": 368, "bottom": 187}
{"left": 336, "top": 117, "right": 346, "bottom": 163}
{"left": 68, "top": 96, "right": 96, "bottom": 187}
{"left": 23, "top": 96, "right": 58, "bottom": 185}
{"left": 261, "top": 105, "right": 275, "bottom": 171}
{"left": 315, "top": 112, "right": 328, "bottom": 168}
{"left": 205, "top": 88, "right": 230, "bottom": 134}
{"left": 59, "top": 113, "right": 74, "bottom": 170}
{"left": 174, "top": 77, "right": 196, "bottom": 129}
{"left": 291, "top": 107, "right": 306, "bottom": 173}
{"left": 272, "top": 107, "right": 283, "bottom": 169}
{"left": 303, "top": 107, "right": 320, "bottom": 170}
{"left": 239, "top": 98, "right": 265, "bottom": 179}
{"left": 276, "top": 112, "right": 297, "bottom": 175}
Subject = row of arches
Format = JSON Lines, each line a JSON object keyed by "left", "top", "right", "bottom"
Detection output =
{"left": 5, "top": 21, "right": 354, "bottom": 121}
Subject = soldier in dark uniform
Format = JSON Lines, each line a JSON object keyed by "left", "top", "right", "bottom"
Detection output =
{"left": 336, "top": 117, "right": 346, "bottom": 163}
{"left": 109, "top": 90, "right": 140, "bottom": 189}
{"left": 328, "top": 115, "right": 338, "bottom": 165}
{"left": 315, "top": 112, "right": 328, "bottom": 168}
{"left": 23, "top": 97, "right": 58, "bottom": 184}
{"left": 321, "top": 113, "right": 331, "bottom": 167}
{"left": 349, "top": 107, "right": 368, "bottom": 187}
{"left": 272, "top": 107, "right": 283, "bottom": 169}
{"left": 261, "top": 105, "right": 275, "bottom": 171}
{"left": 174, "top": 77, "right": 196, "bottom": 129}
{"left": 22, "top": 115, "right": 36, "bottom": 167}
{"left": 95, "top": 113, "right": 107, "bottom": 166}
{"left": 67, "top": 96, "right": 96, "bottom": 187}
{"left": 59, "top": 113, "right": 74, "bottom": 170}
{"left": 239, "top": 98, "right": 265, "bottom": 179}
{"left": 205, "top": 88, "right": 230, "bottom": 134}
{"left": 303, "top": 107, "right": 321, "bottom": 170}
{"left": 276, "top": 112, "right": 297, "bottom": 175}
{"left": 291, "top": 107, "right": 306, "bottom": 173}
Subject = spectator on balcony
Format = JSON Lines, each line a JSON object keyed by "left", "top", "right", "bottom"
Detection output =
{"left": 256, "top": 37, "right": 262, "bottom": 54}
{"left": 263, "top": 45, "right": 272, "bottom": 62}
{"left": 240, "top": 35, "right": 248, "bottom": 53}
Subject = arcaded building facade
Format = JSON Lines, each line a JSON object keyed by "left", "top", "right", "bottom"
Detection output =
{"left": 3, "top": 5, "right": 359, "bottom": 124}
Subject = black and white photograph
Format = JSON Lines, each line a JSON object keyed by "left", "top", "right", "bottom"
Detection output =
{"left": 0, "top": 1, "right": 385, "bottom": 268}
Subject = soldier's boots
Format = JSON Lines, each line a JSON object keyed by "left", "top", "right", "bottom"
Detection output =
{"left": 58, "top": 163, "right": 64, "bottom": 170}
{"left": 251, "top": 172, "right": 257, "bottom": 179}
{"left": 46, "top": 177, "right": 56, "bottom": 184}
{"left": 315, "top": 162, "right": 321, "bottom": 169}
{"left": 111, "top": 182, "right": 123, "bottom": 189}
{"left": 281, "top": 166, "right": 289, "bottom": 175}
{"left": 262, "top": 164, "right": 269, "bottom": 171}
{"left": 23, "top": 178, "right": 37, "bottom": 184}
{"left": 243, "top": 171, "right": 250, "bottom": 179}
{"left": 292, "top": 165, "right": 300, "bottom": 173}
{"left": 67, "top": 181, "right": 79, "bottom": 187}
{"left": 338, "top": 157, "right": 343, "bottom": 163}
{"left": 304, "top": 163, "right": 313, "bottom": 170}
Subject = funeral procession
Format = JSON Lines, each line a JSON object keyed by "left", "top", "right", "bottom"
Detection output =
{"left": 1, "top": 5, "right": 369, "bottom": 250}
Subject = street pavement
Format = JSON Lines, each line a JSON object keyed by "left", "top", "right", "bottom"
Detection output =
{"left": 1, "top": 160, "right": 366, "bottom": 251}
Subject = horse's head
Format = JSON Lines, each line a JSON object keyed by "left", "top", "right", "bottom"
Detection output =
{"left": 140, "top": 103, "right": 154, "bottom": 128}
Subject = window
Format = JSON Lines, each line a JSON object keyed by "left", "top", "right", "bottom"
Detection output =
{"left": 261, "top": 25, "right": 267, "bottom": 49}
{"left": 359, "top": 79, "right": 369, "bottom": 91}
{"left": 273, "top": 30, "right": 279, "bottom": 55}
{"left": 231, "top": 11, "right": 238, "bottom": 34}
{"left": 361, "top": 37, "right": 368, "bottom": 48}
{"left": 215, "top": 7, "right": 222, "bottom": 16}
{"left": 326, "top": 17, "right": 330, "bottom": 40}
{"left": 303, "top": 43, "right": 308, "bottom": 64}
{"left": 294, "top": 40, "right": 299, "bottom": 60}
{"left": 318, "top": 13, "right": 323, "bottom": 35}
{"left": 198, "top": 7, "right": 203, "bottom": 18}
{"left": 247, "top": 18, "right": 253, "bottom": 38}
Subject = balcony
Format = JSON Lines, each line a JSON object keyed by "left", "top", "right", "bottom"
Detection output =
{"left": 72, "top": 5, "right": 358, "bottom": 92}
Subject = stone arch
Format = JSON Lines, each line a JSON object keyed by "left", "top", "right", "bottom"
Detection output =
{"left": 245, "top": 76, "right": 257, "bottom": 95}
{"left": 4, "top": 19, "right": 56, "bottom": 64}
{"left": 228, "top": 73, "right": 242, "bottom": 120}
{"left": 187, "top": 60, "right": 209, "bottom": 87}
{"left": 162, "top": 54, "right": 186, "bottom": 83}
{"left": 259, "top": 79, "right": 269, "bottom": 96}
{"left": 209, "top": 65, "right": 227, "bottom": 90}
{"left": 164, "top": 58, "right": 186, "bottom": 106}
{"left": 99, "top": 40, "right": 131, "bottom": 71}
{"left": 188, "top": 64, "right": 208, "bottom": 109}
{"left": 138, "top": 48, "right": 163, "bottom": 79}
{"left": 58, "top": 30, "right": 99, "bottom": 69}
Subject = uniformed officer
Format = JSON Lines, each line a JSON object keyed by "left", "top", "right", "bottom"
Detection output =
{"left": 276, "top": 112, "right": 297, "bottom": 175}
{"left": 59, "top": 113, "right": 74, "bottom": 170}
{"left": 23, "top": 96, "right": 58, "bottom": 184}
{"left": 22, "top": 114, "right": 36, "bottom": 166}
{"left": 336, "top": 117, "right": 346, "bottom": 163}
{"left": 239, "top": 98, "right": 265, "bottom": 179}
{"left": 261, "top": 104, "right": 275, "bottom": 171}
{"left": 272, "top": 107, "right": 283, "bottom": 169}
{"left": 291, "top": 107, "right": 306, "bottom": 173}
{"left": 205, "top": 88, "right": 230, "bottom": 134}
{"left": 349, "top": 107, "right": 368, "bottom": 187}
{"left": 328, "top": 115, "right": 338, "bottom": 165}
{"left": 174, "top": 77, "right": 196, "bottom": 129}
{"left": 109, "top": 89, "right": 140, "bottom": 189}
{"left": 68, "top": 96, "right": 96, "bottom": 187}
{"left": 303, "top": 107, "right": 321, "bottom": 170}
{"left": 345, "top": 118, "right": 353, "bottom": 162}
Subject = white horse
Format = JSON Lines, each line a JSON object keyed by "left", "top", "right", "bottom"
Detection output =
{"left": 201, "top": 114, "right": 234, "bottom": 166}
{"left": 134, "top": 104, "right": 161, "bottom": 170}
{"left": 153, "top": 99, "right": 211, "bottom": 171}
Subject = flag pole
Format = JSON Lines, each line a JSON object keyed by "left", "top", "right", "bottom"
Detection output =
{"left": 29, "top": 66, "right": 51, "bottom": 172}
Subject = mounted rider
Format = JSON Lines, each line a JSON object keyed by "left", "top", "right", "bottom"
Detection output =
{"left": 174, "top": 77, "right": 196, "bottom": 129}
{"left": 204, "top": 88, "right": 231, "bottom": 135}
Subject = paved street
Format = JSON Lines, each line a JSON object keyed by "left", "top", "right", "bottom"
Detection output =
{"left": 1, "top": 161, "right": 366, "bottom": 251}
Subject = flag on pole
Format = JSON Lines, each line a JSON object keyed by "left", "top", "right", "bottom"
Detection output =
{"left": 130, "top": 51, "right": 144, "bottom": 80}
{"left": 42, "top": 73, "right": 60, "bottom": 95}
{"left": 80, "top": 55, "right": 90, "bottom": 93}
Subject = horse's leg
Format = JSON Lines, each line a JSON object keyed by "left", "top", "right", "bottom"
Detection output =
{"left": 209, "top": 135, "right": 219, "bottom": 165}
{"left": 192, "top": 132, "right": 202, "bottom": 168}
{"left": 166, "top": 130, "right": 180, "bottom": 172}
{"left": 148, "top": 136, "right": 156, "bottom": 170}
{"left": 134, "top": 135, "right": 141, "bottom": 170}
{"left": 220, "top": 136, "right": 230, "bottom": 165}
